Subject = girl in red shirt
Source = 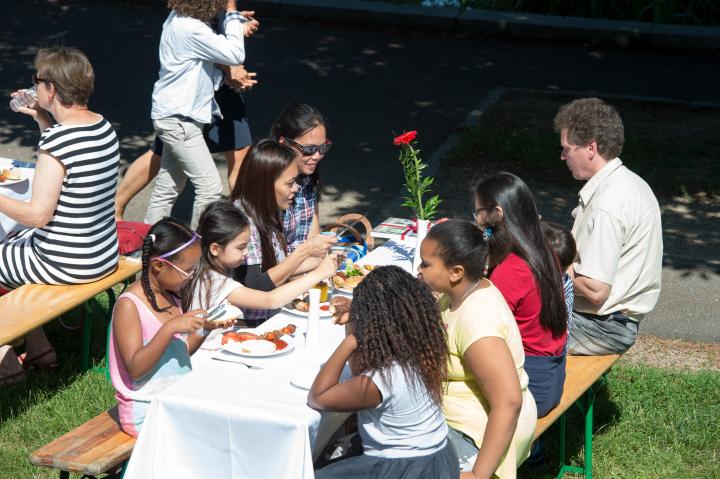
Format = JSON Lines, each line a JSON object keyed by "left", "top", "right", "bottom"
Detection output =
{"left": 473, "top": 172, "right": 568, "bottom": 418}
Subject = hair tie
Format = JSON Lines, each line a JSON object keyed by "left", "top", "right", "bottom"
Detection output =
{"left": 482, "top": 226, "right": 493, "bottom": 241}
{"left": 148, "top": 234, "right": 156, "bottom": 243}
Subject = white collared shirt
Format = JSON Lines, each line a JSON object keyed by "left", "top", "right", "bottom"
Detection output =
{"left": 151, "top": 10, "right": 245, "bottom": 124}
{"left": 571, "top": 158, "right": 663, "bottom": 320}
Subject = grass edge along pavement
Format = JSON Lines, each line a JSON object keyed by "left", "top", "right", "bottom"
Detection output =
{"left": 241, "top": 0, "right": 720, "bottom": 51}
{"left": 0, "top": 291, "right": 718, "bottom": 478}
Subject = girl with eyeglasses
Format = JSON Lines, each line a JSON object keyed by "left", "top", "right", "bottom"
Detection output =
{"left": 473, "top": 173, "right": 568, "bottom": 419}
{"left": 229, "top": 140, "right": 336, "bottom": 324}
{"left": 270, "top": 103, "right": 332, "bottom": 252}
{"left": 108, "top": 218, "right": 234, "bottom": 437}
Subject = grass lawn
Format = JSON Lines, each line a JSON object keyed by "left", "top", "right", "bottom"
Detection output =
{"left": 0, "top": 291, "right": 718, "bottom": 478}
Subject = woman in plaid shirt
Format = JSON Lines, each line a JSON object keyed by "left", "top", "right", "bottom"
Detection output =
{"left": 271, "top": 103, "right": 332, "bottom": 252}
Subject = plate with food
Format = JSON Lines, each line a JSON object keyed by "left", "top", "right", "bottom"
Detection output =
{"left": 282, "top": 296, "right": 334, "bottom": 318}
{"left": 332, "top": 262, "right": 375, "bottom": 294}
{"left": 0, "top": 168, "right": 26, "bottom": 186}
{"left": 220, "top": 324, "right": 296, "bottom": 357}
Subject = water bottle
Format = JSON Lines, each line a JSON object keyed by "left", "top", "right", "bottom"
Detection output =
{"left": 9, "top": 86, "right": 37, "bottom": 112}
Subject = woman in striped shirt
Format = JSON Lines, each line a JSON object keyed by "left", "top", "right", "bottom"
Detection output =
{"left": 0, "top": 47, "right": 119, "bottom": 384}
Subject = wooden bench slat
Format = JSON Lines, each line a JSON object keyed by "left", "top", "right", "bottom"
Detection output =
{"left": 34, "top": 411, "right": 122, "bottom": 461}
{"left": 30, "top": 407, "right": 136, "bottom": 475}
{"left": 533, "top": 354, "right": 620, "bottom": 439}
{"left": 0, "top": 257, "right": 141, "bottom": 345}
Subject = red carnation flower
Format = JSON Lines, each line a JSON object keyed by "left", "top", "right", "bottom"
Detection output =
{"left": 393, "top": 131, "right": 417, "bottom": 146}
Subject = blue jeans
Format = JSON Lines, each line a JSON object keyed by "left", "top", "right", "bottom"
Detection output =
{"left": 568, "top": 311, "right": 638, "bottom": 355}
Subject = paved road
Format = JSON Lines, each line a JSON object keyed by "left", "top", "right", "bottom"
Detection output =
{"left": 1, "top": 0, "right": 718, "bottom": 341}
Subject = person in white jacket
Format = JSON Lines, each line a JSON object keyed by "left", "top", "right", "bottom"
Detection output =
{"left": 145, "top": 0, "right": 248, "bottom": 227}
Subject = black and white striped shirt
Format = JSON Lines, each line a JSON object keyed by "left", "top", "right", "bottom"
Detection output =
{"left": 0, "top": 118, "right": 119, "bottom": 287}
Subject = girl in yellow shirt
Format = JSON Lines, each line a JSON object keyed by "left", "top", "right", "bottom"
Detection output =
{"left": 418, "top": 220, "right": 537, "bottom": 479}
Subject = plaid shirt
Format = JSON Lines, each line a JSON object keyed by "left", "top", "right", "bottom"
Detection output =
{"left": 234, "top": 201, "right": 286, "bottom": 320}
{"left": 283, "top": 175, "right": 318, "bottom": 252}
{"left": 562, "top": 273, "right": 574, "bottom": 354}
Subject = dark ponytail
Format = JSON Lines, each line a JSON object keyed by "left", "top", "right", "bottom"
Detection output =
{"left": 141, "top": 218, "right": 195, "bottom": 312}
{"left": 425, "top": 220, "right": 489, "bottom": 282}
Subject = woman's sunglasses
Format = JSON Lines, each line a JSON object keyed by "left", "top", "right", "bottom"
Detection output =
{"left": 32, "top": 74, "right": 51, "bottom": 85}
{"left": 283, "top": 137, "right": 332, "bottom": 156}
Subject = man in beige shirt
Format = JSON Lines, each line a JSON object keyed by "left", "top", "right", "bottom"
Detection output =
{"left": 554, "top": 98, "right": 663, "bottom": 355}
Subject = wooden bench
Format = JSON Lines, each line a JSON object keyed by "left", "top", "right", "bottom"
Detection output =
{"left": 0, "top": 256, "right": 142, "bottom": 370}
{"left": 29, "top": 406, "right": 136, "bottom": 479}
{"left": 532, "top": 354, "right": 621, "bottom": 479}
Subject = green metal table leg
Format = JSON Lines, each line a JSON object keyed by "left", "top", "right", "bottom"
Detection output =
{"left": 81, "top": 301, "right": 91, "bottom": 371}
{"left": 104, "top": 287, "right": 118, "bottom": 381}
{"left": 583, "top": 388, "right": 594, "bottom": 479}
{"left": 556, "top": 372, "right": 608, "bottom": 478}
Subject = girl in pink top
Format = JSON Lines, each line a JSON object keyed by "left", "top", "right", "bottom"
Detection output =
{"left": 108, "top": 218, "right": 234, "bottom": 436}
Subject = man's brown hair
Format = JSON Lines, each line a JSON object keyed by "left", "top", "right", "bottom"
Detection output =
{"left": 553, "top": 97, "right": 625, "bottom": 160}
{"left": 35, "top": 47, "right": 94, "bottom": 106}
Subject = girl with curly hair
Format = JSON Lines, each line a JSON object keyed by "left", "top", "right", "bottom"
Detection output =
{"left": 309, "top": 265, "right": 459, "bottom": 479}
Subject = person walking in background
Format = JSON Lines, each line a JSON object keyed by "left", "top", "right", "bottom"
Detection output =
{"left": 144, "top": 0, "right": 247, "bottom": 228}
{"left": 115, "top": 3, "right": 259, "bottom": 221}
{"left": 554, "top": 98, "right": 663, "bottom": 356}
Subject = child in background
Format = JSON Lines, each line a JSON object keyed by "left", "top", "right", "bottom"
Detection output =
{"left": 541, "top": 221, "right": 577, "bottom": 349}
{"left": 108, "top": 218, "right": 234, "bottom": 437}
{"left": 183, "top": 201, "right": 338, "bottom": 320}
{"left": 309, "top": 266, "right": 458, "bottom": 479}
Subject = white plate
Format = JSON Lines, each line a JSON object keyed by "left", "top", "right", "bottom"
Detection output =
{"left": 290, "top": 367, "right": 321, "bottom": 390}
{"left": 222, "top": 337, "right": 295, "bottom": 357}
{"left": 0, "top": 176, "right": 27, "bottom": 186}
{"left": 282, "top": 302, "right": 334, "bottom": 318}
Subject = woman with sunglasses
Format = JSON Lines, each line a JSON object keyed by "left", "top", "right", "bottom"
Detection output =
{"left": 270, "top": 103, "right": 332, "bottom": 252}
{"left": 229, "top": 139, "right": 336, "bottom": 325}
{"left": 0, "top": 47, "right": 120, "bottom": 385}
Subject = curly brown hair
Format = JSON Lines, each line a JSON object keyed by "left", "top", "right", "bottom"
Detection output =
{"left": 168, "top": 0, "right": 226, "bottom": 24}
{"left": 349, "top": 266, "right": 449, "bottom": 406}
{"left": 553, "top": 97, "right": 625, "bottom": 160}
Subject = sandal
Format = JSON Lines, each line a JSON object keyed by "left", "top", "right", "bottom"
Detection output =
{"left": 0, "top": 369, "right": 26, "bottom": 386}
{"left": 18, "top": 349, "right": 58, "bottom": 371}
{"left": 0, "top": 346, "right": 26, "bottom": 386}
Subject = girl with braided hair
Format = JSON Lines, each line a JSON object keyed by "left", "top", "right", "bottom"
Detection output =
{"left": 418, "top": 220, "right": 536, "bottom": 479}
{"left": 309, "top": 265, "right": 459, "bottom": 479}
{"left": 108, "top": 218, "right": 234, "bottom": 437}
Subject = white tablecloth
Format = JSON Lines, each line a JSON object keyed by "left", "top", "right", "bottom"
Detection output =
{"left": 124, "top": 241, "right": 415, "bottom": 479}
{"left": 0, "top": 157, "right": 35, "bottom": 241}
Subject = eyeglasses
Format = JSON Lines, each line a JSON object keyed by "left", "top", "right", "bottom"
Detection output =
{"left": 155, "top": 257, "right": 197, "bottom": 279}
{"left": 472, "top": 207, "right": 491, "bottom": 219}
{"left": 283, "top": 137, "right": 332, "bottom": 156}
{"left": 32, "top": 74, "right": 51, "bottom": 85}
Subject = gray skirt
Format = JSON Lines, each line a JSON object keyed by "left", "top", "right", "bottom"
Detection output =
{"left": 315, "top": 441, "right": 459, "bottom": 479}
